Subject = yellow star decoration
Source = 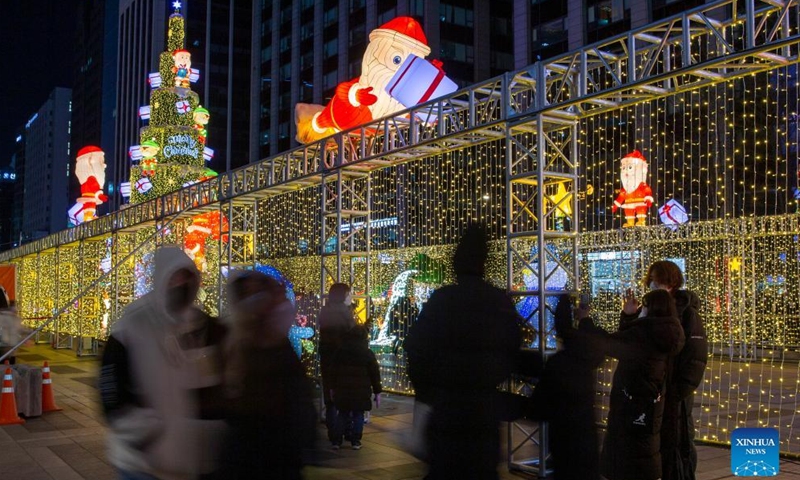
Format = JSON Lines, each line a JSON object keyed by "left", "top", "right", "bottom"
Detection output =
{"left": 546, "top": 182, "right": 573, "bottom": 218}
{"left": 729, "top": 257, "right": 742, "bottom": 273}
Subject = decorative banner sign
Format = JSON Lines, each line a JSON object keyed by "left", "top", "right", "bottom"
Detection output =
{"left": 163, "top": 134, "right": 198, "bottom": 158}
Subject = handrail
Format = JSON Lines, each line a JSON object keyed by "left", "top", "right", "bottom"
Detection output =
{"left": 0, "top": 209, "right": 184, "bottom": 363}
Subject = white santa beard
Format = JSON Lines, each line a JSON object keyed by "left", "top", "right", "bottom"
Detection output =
{"left": 361, "top": 65, "right": 404, "bottom": 120}
{"left": 621, "top": 173, "right": 645, "bottom": 193}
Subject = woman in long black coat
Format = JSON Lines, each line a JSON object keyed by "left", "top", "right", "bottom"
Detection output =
{"left": 329, "top": 325, "right": 382, "bottom": 449}
{"left": 597, "top": 289, "right": 685, "bottom": 480}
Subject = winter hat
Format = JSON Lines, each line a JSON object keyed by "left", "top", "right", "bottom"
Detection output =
{"left": 194, "top": 106, "right": 210, "bottom": 115}
{"left": 622, "top": 150, "right": 647, "bottom": 163}
{"left": 141, "top": 139, "right": 160, "bottom": 149}
{"left": 77, "top": 145, "right": 103, "bottom": 158}
{"left": 369, "top": 17, "right": 431, "bottom": 57}
{"left": 172, "top": 49, "right": 190, "bottom": 57}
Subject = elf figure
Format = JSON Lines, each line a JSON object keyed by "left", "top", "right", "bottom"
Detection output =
{"left": 611, "top": 150, "right": 654, "bottom": 228}
{"left": 295, "top": 17, "right": 432, "bottom": 143}
{"left": 183, "top": 211, "right": 228, "bottom": 272}
{"left": 74, "top": 146, "right": 108, "bottom": 222}
{"left": 172, "top": 49, "right": 192, "bottom": 88}
{"left": 192, "top": 106, "right": 210, "bottom": 144}
{"left": 140, "top": 139, "right": 161, "bottom": 177}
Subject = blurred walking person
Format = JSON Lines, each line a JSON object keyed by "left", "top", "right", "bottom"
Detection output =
{"left": 0, "top": 286, "right": 25, "bottom": 365}
{"left": 599, "top": 289, "right": 685, "bottom": 480}
{"left": 405, "top": 224, "right": 522, "bottom": 480}
{"left": 220, "top": 271, "right": 316, "bottom": 479}
{"left": 328, "top": 325, "right": 382, "bottom": 450}
{"left": 632, "top": 261, "right": 708, "bottom": 480}
{"left": 318, "top": 283, "right": 356, "bottom": 446}
{"left": 99, "top": 246, "right": 228, "bottom": 480}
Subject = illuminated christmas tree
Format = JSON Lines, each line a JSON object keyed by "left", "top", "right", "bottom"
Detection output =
{"left": 128, "top": 1, "right": 215, "bottom": 204}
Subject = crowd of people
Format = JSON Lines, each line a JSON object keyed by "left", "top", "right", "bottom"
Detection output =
{"left": 96, "top": 225, "right": 707, "bottom": 479}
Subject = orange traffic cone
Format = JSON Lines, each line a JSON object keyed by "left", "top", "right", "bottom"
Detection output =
{"left": 0, "top": 367, "right": 24, "bottom": 425}
{"left": 41, "top": 362, "right": 62, "bottom": 413}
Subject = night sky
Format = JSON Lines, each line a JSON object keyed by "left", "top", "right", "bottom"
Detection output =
{"left": 0, "top": 0, "right": 81, "bottom": 167}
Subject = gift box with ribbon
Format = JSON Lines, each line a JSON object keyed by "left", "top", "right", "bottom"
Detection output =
{"left": 68, "top": 203, "right": 85, "bottom": 226}
{"left": 128, "top": 145, "right": 142, "bottom": 162}
{"left": 203, "top": 146, "right": 215, "bottom": 162}
{"left": 658, "top": 199, "right": 689, "bottom": 231}
{"left": 148, "top": 72, "right": 162, "bottom": 89}
{"left": 176, "top": 100, "right": 192, "bottom": 114}
{"left": 189, "top": 68, "right": 200, "bottom": 83}
{"left": 135, "top": 177, "right": 153, "bottom": 194}
{"left": 120, "top": 182, "right": 132, "bottom": 198}
{"left": 138, "top": 106, "right": 151, "bottom": 120}
{"left": 385, "top": 54, "right": 458, "bottom": 118}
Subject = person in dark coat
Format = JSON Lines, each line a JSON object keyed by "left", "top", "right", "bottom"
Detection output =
{"left": 405, "top": 223, "right": 522, "bottom": 480}
{"left": 532, "top": 294, "right": 605, "bottom": 480}
{"left": 598, "top": 289, "right": 686, "bottom": 480}
{"left": 629, "top": 261, "right": 708, "bottom": 480}
{"left": 221, "top": 271, "right": 316, "bottom": 479}
{"left": 329, "top": 325, "right": 382, "bottom": 450}
{"left": 318, "top": 283, "right": 356, "bottom": 445}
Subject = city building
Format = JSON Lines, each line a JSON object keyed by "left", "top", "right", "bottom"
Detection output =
{"left": 113, "top": 0, "right": 252, "bottom": 211}
{"left": 70, "top": 0, "right": 119, "bottom": 212}
{"left": 20, "top": 88, "right": 72, "bottom": 241}
{"left": 10, "top": 130, "right": 25, "bottom": 248}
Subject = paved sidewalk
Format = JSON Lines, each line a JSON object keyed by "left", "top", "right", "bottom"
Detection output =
{"left": 1, "top": 344, "right": 799, "bottom": 479}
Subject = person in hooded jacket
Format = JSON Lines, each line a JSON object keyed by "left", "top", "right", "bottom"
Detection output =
{"left": 318, "top": 283, "right": 356, "bottom": 445}
{"left": 220, "top": 271, "right": 316, "bottom": 479}
{"left": 328, "top": 324, "right": 382, "bottom": 450}
{"left": 99, "top": 246, "right": 228, "bottom": 480}
{"left": 597, "top": 289, "right": 686, "bottom": 480}
{"left": 531, "top": 294, "right": 605, "bottom": 480}
{"left": 624, "top": 261, "right": 708, "bottom": 480}
{"left": 0, "top": 286, "right": 26, "bottom": 365}
{"left": 405, "top": 223, "right": 522, "bottom": 480}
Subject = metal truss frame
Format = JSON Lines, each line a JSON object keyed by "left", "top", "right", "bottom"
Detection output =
{"left": 320, "top": 167, "right": 371, "bottom": 302}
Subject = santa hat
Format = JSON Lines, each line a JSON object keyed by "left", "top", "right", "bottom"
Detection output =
{"left": 369, "top": 17, "right": 431, "bottom": 57}
{"left": 77, "top": 145, "right": 103, "bottom": 158}
{"left": 623, "top": 150, "right": 647, "bottom": 163}
{"left": 172, "top": 49, "right": 190, "bottom": 57}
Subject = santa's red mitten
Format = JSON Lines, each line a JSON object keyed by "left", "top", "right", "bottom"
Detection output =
{"left": 611, "top": 204, "right": 618, "bottom": 213}
{"left": 356, "top": 87, "right": 378, "bottom": 106}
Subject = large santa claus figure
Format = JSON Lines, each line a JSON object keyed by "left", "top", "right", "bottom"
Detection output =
{"left": 73, "top": 146, "right": 108, "bottom": 223}
{"left": 611, "top": 150, "right": 653, "bottom": 228}
{"left": 295, "top": 17, "right": 431, "bottom": 144}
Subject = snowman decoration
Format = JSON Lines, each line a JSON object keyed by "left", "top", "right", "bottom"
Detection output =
{"left": 295, "top": 17, "right": 433, "bottom": 143}
{"left": 71, "top": 146, "right": 108, "bottom": 223}
{"left": 611, "top": 150, "right": 654, "bottom": 228}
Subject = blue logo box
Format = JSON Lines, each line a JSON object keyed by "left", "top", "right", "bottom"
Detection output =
{"left": 731, "top": 428, "right": 779, "bottom": 476}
